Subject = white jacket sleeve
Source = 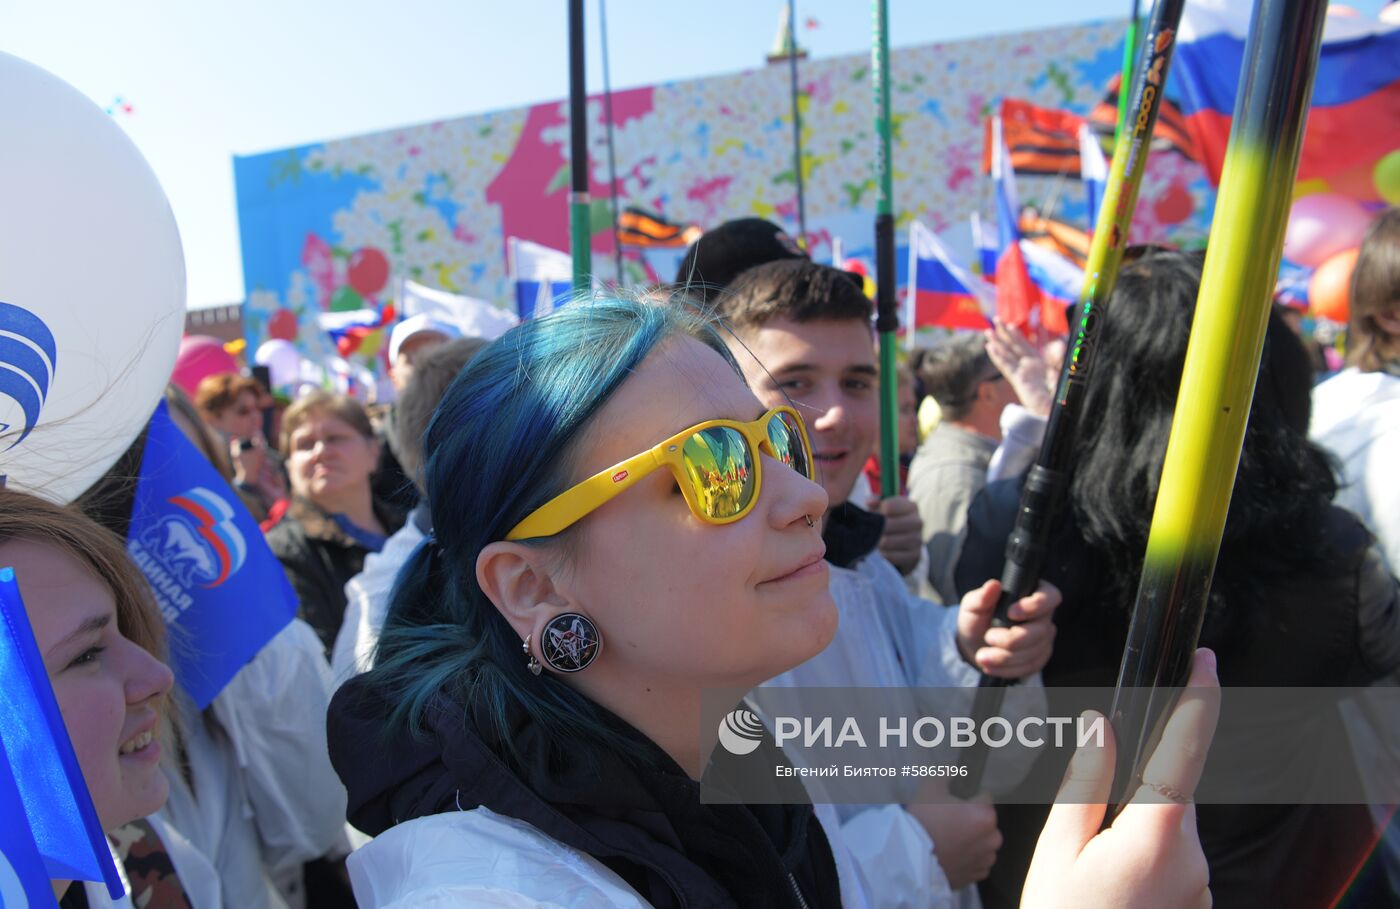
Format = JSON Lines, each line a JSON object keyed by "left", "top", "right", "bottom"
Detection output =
{"left": 334, "top": 521, "right": 427, "bottom": 686}
{"left": 212, "top": 618, "right": 348, "bottom": 873}
{"left": 824, "top": 803, "right": 953, "bottom": 909}
{"left": 868, "top": 555, "right": 1045, "bottom": 793}
{"left": 986, "top": 405, "right": 1045, "bottom": 484}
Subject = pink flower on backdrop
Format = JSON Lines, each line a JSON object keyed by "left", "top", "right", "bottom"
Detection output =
{"left": 804, "top": 75, "right": 834, "bottom": 105}
{"left": 301, "top": 233, "right": 335, "bottom": 309}
{"left": 966, "top": 93, "right": 987, "bottom": 126}
{"left": 686, "top": 174, "right": 734, "bottom": 219}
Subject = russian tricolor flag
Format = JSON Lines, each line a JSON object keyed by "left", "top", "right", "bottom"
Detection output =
{"left": 508, "top": 238, "right": 574, "bottom": 320}
{"left": 1174, "top": 0, "right": 1400, "bottom": 191}
{"left": 906, "top": 221, "right": 991, "bottom": 333}
{"left": 1021, "top": 241, "right": 1083, "bottom": 333}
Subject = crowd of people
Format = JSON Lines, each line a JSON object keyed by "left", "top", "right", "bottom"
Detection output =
{"left": 6, "top": 209, "right": 1400, "bottom": 908}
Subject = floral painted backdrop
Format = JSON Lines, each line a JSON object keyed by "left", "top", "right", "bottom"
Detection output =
{"left": 234, "top": 18, "right": 1214, "bottom": 364}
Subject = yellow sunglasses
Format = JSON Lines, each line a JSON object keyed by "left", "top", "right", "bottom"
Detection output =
{"left": 506, "top": 406, "right": 814, "bottom": 540}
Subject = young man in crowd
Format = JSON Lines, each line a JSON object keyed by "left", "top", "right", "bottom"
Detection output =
{"left": 676, "top": 216, "right": 924, "bottom": 576}
{"left": 707, "top": 258, "right": 1061, "bottom": 906}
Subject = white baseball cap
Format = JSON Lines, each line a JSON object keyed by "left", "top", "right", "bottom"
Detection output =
{"left": 388, "top": 314, "right": 461, "bottom": 363}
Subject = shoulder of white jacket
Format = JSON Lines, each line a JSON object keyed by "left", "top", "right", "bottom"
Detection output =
{"left": 349, "top": 809, "right": 651, "bottom": 908}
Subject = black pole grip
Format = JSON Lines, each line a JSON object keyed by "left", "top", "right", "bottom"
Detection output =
{"left": 951, "top": 464, "right": 1068, "bottom": 797}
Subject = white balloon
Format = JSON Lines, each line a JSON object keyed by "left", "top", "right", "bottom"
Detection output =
{"left": 254, "top": 338, "right": 302, "bottom": 390}
{"left": 0, "top": 52, "right": 185, "bottom": 503}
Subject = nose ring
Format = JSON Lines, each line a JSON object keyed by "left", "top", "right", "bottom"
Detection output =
{"left": 804, "top": 515, "right": 815, "bottom": 528}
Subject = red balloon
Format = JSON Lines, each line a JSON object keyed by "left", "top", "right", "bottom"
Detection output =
{"left": 841, "top": 258, "right": 868, "bottom": 277}
{"left": 1309, "top": 248, "right": 1359, "bottom": 323}
{"left": 268, "top": 308, "right": 299, "bottom": 341}
{"left": 347, "top": 247, "right": 390, "bottom": 297}
{"left": 1154, "top": 182, "right": 1194, "bottom": 225}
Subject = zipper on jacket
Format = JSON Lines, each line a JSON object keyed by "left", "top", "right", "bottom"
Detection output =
{"left": 788, "top": 872, "right": 811, "bottom": 909}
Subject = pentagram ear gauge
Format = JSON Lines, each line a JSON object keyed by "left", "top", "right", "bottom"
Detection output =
{"left": 523, "top": 634, "right": 542, "bottom": 676}
{"left": 538, "top": 612, "right": 603, "bottom": 673}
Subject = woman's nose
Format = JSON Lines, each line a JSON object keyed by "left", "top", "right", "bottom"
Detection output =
{"left": 125, "top": 641, "right": 174, "bottom": 706}
{"left": 765, "top": 453, "right": 829, "bottom": 527}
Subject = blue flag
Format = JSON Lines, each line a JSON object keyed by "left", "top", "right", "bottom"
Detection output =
{"left": 0, "top": 567, "right": 123, "bottom": 903}
{"left": 0, "top": 733, "right": 59, "bottom": 908}
{"left": 127, "top": 400, "right": 297, "bottom": 708}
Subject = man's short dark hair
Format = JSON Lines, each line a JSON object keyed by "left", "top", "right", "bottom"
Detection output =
{"left": 715, "top": 259, "right": 872, "bottom": 333}
{"left": 917, "top": 334, "right": 996, "bottom": 422}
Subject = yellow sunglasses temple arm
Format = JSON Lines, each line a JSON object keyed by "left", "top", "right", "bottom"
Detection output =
{"left": 504, "top": 449, "right": 664, "bottom": 541}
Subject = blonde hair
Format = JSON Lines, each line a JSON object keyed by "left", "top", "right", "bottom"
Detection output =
{"left": 279, "top": 391, "right": 375, "bottom": 455}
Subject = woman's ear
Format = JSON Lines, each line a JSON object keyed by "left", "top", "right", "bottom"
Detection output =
{"left": 477, "top": 541, "right": 563, "bottom": 637}
{"left": 1373, "top": 312, "right": 1400, "bottom": 338}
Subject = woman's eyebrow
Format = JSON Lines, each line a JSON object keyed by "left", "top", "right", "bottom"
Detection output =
{"left": 48, "top": 613, "right": 111, "bottom": 655}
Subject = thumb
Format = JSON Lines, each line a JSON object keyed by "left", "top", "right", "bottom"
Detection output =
{"left": 1033, "top": 710, "right": 1116, "bottom": 865}
{"left": 957, "top": 579, "right": 999, "bottom": 651}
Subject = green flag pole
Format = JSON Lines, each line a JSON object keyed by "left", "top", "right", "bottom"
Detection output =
{"left": 871, "top": 0, "right": 899, "bottom": 499}
{"left": 1109, "top": 0, "right": 1328, "bottom": 806}
{"left": 568, "top": 0, "right": 592, "bottom": 295}
{"left": 952, "top": 0, "right": 1187, "bottom": 799}
{"left": 1115, "top": 0, "right": 1143, "bottom": 145}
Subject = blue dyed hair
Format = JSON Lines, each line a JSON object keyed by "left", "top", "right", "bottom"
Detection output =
{"left": 362, "top": 296, "right": 741, "bottom": 764}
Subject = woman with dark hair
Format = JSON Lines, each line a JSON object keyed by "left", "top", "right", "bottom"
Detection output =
{"left": 955, "top": 249, "right": 1400, "bottom": 909}
{"left": 327, "top": 296, "right": 1219, "bottom": 908}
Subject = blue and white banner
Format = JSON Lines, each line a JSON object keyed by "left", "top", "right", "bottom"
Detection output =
{"left": 508, "top": 238, "right": 574, "bottom": 321}
{"left": 0, "top": 567, "right": 122, "bottom": 904}
{"left": 127, "top": 400, "right": 296, "bottom": 707}
{"left": 1078, "top": 124, "right": 1108, "bottom": 233}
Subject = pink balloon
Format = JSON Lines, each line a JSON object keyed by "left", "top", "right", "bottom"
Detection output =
{"left": 171, "top": 335, "right": 239, "bottom": 397}
{"left": 1283, "top": 193, "right": 1373, "bottom": 267}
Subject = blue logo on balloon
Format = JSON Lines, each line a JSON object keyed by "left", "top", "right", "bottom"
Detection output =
{"left": 0, "top": 301, "right": 58, "bottom": 452}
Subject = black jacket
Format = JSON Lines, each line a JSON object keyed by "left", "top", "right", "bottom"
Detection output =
{"left": 328, "top": 678, "right": 843, "bottom": 909}
{"left": 955, "top": 477, "right": 1400, "bottom": 909}
{"left": 265, "top": 496, "right": 404, "bottom": 653}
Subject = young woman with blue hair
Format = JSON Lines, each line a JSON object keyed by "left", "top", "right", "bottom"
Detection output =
{"left": 327, "top": 297, "right": 1219, "bottom": 908}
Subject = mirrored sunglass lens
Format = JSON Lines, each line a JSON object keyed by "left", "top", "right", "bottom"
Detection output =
{"left": 768, "top": 412, "right": 812, "bottom": 479}
{"left": 681, "top": 426, "right": 756, "bottom": 519}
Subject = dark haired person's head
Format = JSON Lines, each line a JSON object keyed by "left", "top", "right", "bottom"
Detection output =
{"left": 393, "top": 336, "right": 490, "bottom": 493}
{"left": 1347, "top": 207, "right": 1400, "bottom": 374}
{"left": 1070, "top": 249, "right": 1337, "bottom": 605}
{"left": 674, "top": 217, "right": 807, "bottom": 304}
{"left": 713, "top": 259, "right": 877, "bottom": 508}
{"left": 361, "top": 297, "right": 832, "bottom": 772}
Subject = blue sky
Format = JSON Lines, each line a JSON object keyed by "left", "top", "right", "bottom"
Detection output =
{"left": 1, "top": 0, "right": 1387, "bottom": 308}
